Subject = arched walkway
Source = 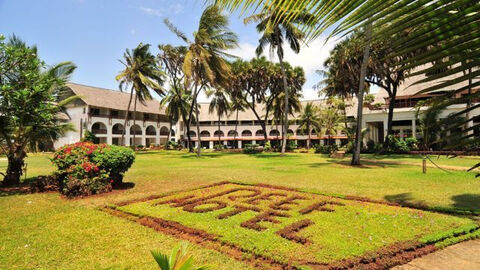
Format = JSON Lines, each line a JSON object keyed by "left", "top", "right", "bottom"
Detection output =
{"left": 242, "top": 130, "right": 252, "bottom": 137}
{"left": 91, "top": 122, "right": 107, "bottom": 135}
{"left": 160, "top": 126, "right": 169, "bottom": 136}
{"left": 146, "top": 125, "right": 157, "bottom": 136}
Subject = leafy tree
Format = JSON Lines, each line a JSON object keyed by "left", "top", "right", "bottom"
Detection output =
{"left": 0, "top": 35, "right": 76, "bottom": 186}
{"left": 245, "top": 8, "right": 312, "bottom": 154}
{"left": 297, "top": 102, "right": 322, "bottom": 150}
{"left": 165, "top": 5, "right": 238, "bottom": 157}
{"left": 116, "top": 43, "right": 165, "bottom": 147}
{"left": 206, "top": 88, "right": 231, "bottom": 143}
{"left": 320, "top": 99, "right": 345, "bottom": 147}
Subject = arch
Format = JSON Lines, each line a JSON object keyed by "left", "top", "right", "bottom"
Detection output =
{"left": 188, "top": 130, "right": 196, "bottom": 137}
{"left": 170, "top": 129, "right": 175, "bottom": 136}
{"left": 269, "top": 129, "right": 280, "bottom": 137}
{"left": 130, "top": 124, "right": 142, "bottom": 135}
{"left": 311, "top": 129, "right": 318, "bottom": 135}
{"left": 287, "top": 129, "right": 295, "bottom": 136}
{"left": 146, "top": 125, "right": 157, "bottom": 136}
{"left": 241, "top": 130, "right": 252, "bottom": 137}
{"left": 159, "top": 126, "right": 169, "bottom": 136}
{"left": 214, "top": 130, "right": 224, "bottom": 137}
{"left": 200, "top": 130, "right": 211, "bottom": 137}
{"left": 112, "top": 123, "right": 124, "bottom": 135}
{"left": 91, "top": 122, "right": 107, "bottom": 134}
{"left": 296, "top": 129, "right": 307, "bottom": 136}
{"left": 255, "top": 130, "right": 265, "bottom": 137}
{"left": 227, "top": 130, "right": 238, "bottom": 137}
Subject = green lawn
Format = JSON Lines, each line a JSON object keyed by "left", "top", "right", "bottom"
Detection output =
{"left": 1, "top": 151, "right": 480, "bottom": 269}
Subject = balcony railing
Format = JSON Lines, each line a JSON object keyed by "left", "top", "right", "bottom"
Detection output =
{"left": 146, "top": 131, "right": 156, "bottom": 136}
{"left": 112, "top": 129, "right": 124, "bottom": 135}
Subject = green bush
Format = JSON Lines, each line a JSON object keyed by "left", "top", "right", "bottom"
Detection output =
{"left": 213, "top": 144, "right": 225, "bottom": 151}
{"left": 286, "top": 140, "right": 297, "bottom": 151}
{"left": 386, "top": 135, "right": 410, "bottom": 153}
{"left": 263, "top": 141, "right": 272, "bottom": 152}
{"left": 243, "top": 144, "right": 263, "bottom": 154}
{"left": 51, "top": 142, "right": 135, "bottom": 197}
{"left": 315, "top": 144, "right": 338, "bottom": 154}
{"left": 81, "top": 130, "right": 98, "bottom": 143}
{"left": 405, "top": 137, "right": 419, "bottom": 151}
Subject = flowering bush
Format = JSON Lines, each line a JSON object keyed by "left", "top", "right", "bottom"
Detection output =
{"left": 52, "top": 142, "right": 135, "bottom": 197}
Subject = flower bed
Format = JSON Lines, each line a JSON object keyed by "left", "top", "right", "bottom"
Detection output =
{"left": 51, "top": 142, "right": 135, "bottom": 197}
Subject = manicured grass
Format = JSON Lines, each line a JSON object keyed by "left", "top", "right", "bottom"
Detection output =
{"left": 1, "top": 151, "right": 480, "bottom": 269}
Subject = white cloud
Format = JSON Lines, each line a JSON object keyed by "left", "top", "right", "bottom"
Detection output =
{"left": 139, "top": 4, "right": 184, "bottom": 17}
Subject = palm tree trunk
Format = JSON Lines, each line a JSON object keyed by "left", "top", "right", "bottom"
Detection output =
{"left": 218, "top": 113, "right": 221, "bottom": 146}
{"left": 234, "top": 110, "right": 239, "bottom": 149}
{"left": 278, "top": 52, "right": 289, "bottom": 155}
{"left": 307, "top": 124, "right": 311, "bottom": 150}
{"left": 167, "top": 117, "right": 172, "bottom": 143}
{"left": 133, "top": 96, "right": 137, "bottom": 150}
{"left": 195, "top": 100, "right": 201, "bottom": 157}
{"left": 121, "top": 88, "right": 134, "bottom": 146}
{"left": 384, "top": 86, "right": 397, "bottom": 148}
{"left": 466, "top": 67, "right": 473, "bottom": 135}
{"left": 352, "top": 24, "right": 372, "bottom": 166}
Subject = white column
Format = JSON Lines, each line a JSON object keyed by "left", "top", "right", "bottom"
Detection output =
{"left": 209, "top": 141, "right": 214, "bottom": 149}
{"left": 125, "top": 126, "right": 131, "bottom": 146}
{"left": 399, "top": 129, "right": 404, "bottom": 140}
{"left": 141, "top": 127, "right": 146, "bottom": 146}
{"left": 238, "top": 140, "right": 242, "bottom": 148}
{"left": 320, "top": 139, "right": 325, "bottom": 146}
{"left": 156, "top": 128, "right": 160, "bottom": 145}
{"left": 106, "top": 126, "right": 112, "bottom": 145}
{"left": 383, "top": 119, "right": 388, "bottom": 141}
{"left": 252, "top": 140, "right": 256, "bottom": 145}
{"left": 335, "top": 139, "right": 341, "bottom": 145}
{"left": 195, "top": 141, "right": 199, "bottom": 148}
{"left": 412, "top": 119, "right": 417, "bottom": 139}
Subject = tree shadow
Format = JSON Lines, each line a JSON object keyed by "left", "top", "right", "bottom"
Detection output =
{"left": 307, "top": 162, "right": 330, "bottom": 168}
{"left": 113, "top": 182, "right": 135, "bottom": 190}
{"left": 326, "top": 159, "right": 402, "bottom": 169}
{"left": 451, "top": 194, "right": 480, "bottom": 212}
{"left": 0, "top": 185, "right": 30, "bottom": 197}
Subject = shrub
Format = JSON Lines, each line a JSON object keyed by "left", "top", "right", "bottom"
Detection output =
{"left": 214, "top": 144, "right": 225, "bottom": 151}
{"left": 51, "top": 142, "right": 135, "bottom": 197}
{"left": 366, "top": 140, "right": 376, "bottom": 153}
{"left": 386, "top": 135, "right": 410, "bottom": 153}
{"left": 264, "top": 141, "right": 272, "bottom": 152}
{"left": 29, "top": 174, "right": 61, "bottom": 193}
{"left": 315, "top": 144, "right": 338, "bottom": 154}
{"left": 405, "top": 137, "right": 419, "bottom": 151}
{"left": 81, "top": 130, "right": 98, "bottom": 143}
{"left": 243, "top": 144, "right": 263, "bottom": 154}
{"left": 286, "top": 140, "right": 297, "bottom": 151}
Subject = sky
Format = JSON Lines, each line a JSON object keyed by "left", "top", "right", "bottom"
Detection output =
{"left": 0, "top": 0, "right": 337, "bottom": 102}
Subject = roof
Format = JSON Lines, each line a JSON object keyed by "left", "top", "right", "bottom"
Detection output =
{"left": 67, "top": 83, "right": 165, "bottom": 115}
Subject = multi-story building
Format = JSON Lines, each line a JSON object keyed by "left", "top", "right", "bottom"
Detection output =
{"left": 54, "top": 83, "right": 172, "bottom": 149}
{"left": 177, "top": 100, "right": 352, "bottom": 149}
{"left": 55, "top": 69, "right": 478, "bottom": 150}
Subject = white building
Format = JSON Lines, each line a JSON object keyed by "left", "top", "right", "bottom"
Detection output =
{"left": 54, "top": 83, "right": 173, "bottom": 149}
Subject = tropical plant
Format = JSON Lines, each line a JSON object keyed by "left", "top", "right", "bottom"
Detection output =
{"left": 228, "top": 89, "right": 247, "bottom": 148}
{"left": 116, "top": 43, "right": 165, "bottom": 147}
{"left": 160, "top": 86, "right": 190, "bottom": 143}
{"left": 81, "top": 130, "right": 98, "bottom": 143}
{"left": 207, "top": 88, "right": 231, "bottom": 142}
{"left": 214, "top": 0, "right": 480, "bottom": 168}
{"left": 164, "top": 5, "right": 238, "bottom": 157}
{"left": 157, "top": 44, "right": 195, "bottom": 151}
{"left": 151, "top": 243, "right": 208, "bottom": 270}
{"left": 297, "top": 102, "right": 322, "bottom": 150}
{"left": 0, "top": 35, "right": 76, "bottom": 186}
{"left": 245, "top": 8, "right": 312, "bottom": 155}
{"left": 319, "top": 100, "right": 345, "bottom": 147}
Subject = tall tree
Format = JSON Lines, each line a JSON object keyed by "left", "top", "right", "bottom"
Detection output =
{"left": 0, "top": 36, "right": 76, "bottom": 186}
{"left": 165, "top": 5, "right": 238, "bottom": 157}
{"left": 298, "top": 102, "right": 322, "bottom": 150}
{"left": 228, "top": 90, "right": 247, "bottom": 148}
{"left": 245, "top": 9, "right": 312, "bottom": 154}
{"left": 160, "top": 86, "right": 190, "bottom": 143}
{"left": 116, "top": 43, "right": 165, "bottom": 147}
{"left": 157, "top": 44, "right": 195, "bottom": 151}
{"left": 320, "top": 98, "right": 346, "bottom": 146}
{"left": 207, "top": 88, "right": 231, "bottom": 144}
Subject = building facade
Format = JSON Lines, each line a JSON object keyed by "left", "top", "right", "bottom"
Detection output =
{"left": 54, "top": 83, "right": 173, "bottom": 149}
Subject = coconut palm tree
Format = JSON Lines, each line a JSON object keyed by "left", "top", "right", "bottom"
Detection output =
{"left": 116, "top": 43, "right": 165, "bottom": 147}
{"left": 151, "top": 243, "right": 209, "bottom": 270}
{"left": 160, "top": 86, "right": 190, "bottom": 143}
{"left": 245, "top": 8, "right": 313, "bottom": 155}
{"left": 228, "top": 91, "right": 247, "bottom": 148}
{"left": 298, "top": 103, "right": 322, "bottom": 150}
{"left": 320, "top": 101, "right": 345, "bottom": 147}
{"left": 207, "top": 88, "right": 231, "bottom": 145}
{"left": 164, "top": 5, "right": 238, "bottom": 157}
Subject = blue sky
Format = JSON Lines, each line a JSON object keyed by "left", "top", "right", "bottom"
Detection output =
{"left": 0, "top": 0, "right": 337, "bottom": 101}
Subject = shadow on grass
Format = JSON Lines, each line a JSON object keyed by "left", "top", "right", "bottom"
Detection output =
{"left": 179, "top": 152, "right": 239, "bottom": 159}
{"left": 307, "top": 162, "right": 330, "bottom": 168}
{"left": 451, "top": 194, "right": 480, "bottom": 212}
{"left": 325, "top": 159, "right": 403, "bottom": 169}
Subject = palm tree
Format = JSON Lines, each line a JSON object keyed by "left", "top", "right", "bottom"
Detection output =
{"left": 245, "top": 9, "right": 312, "bottom": 155}
{"left": 320, "top": 101, "right": 345, "bottom": 147}
{"left": 164, "top": 5, "right": 238, "bottom": 157}
{"left": 207, "top": 88, "right": 231, "bottom": 145}
{"left": 116, "top": 43, "right": 165, "bottom": 147}
{"left": 160, "top": 86, "right": 190, "bottom": 144}
{"left": 298, "top": 103, "right": 322, "bottom": 150}
{"left": 228, "top": 91, "right": 247, "bottom": 148}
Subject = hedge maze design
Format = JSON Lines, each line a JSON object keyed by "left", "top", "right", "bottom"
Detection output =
{"left": 108, "top": 182, "right": 479, "bottom": 269}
